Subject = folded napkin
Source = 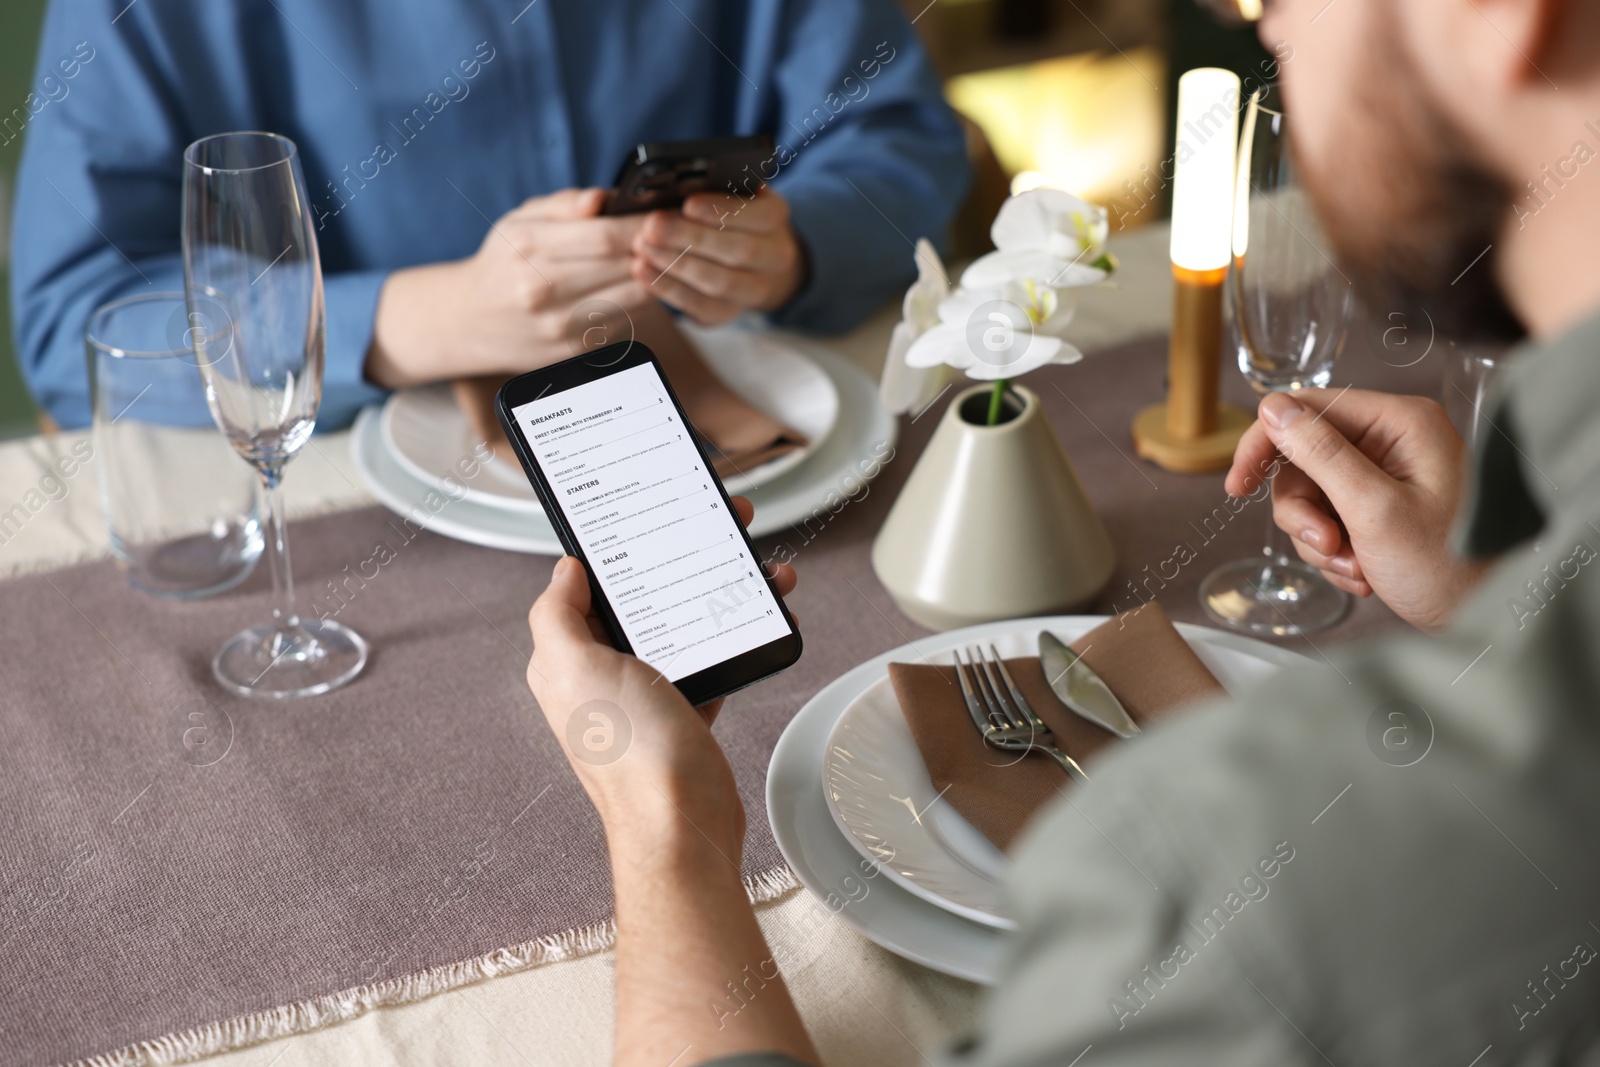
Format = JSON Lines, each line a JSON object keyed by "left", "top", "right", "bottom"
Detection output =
{"left": 453, "top": 304, "right": 807, "bottom": 477}
{"left": 888, "top": 602, "right": 1224, "bottom": 851}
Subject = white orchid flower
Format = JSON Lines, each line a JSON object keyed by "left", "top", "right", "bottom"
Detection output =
{"left": 902, "top": 238, "right": 949, "bottom": 331}
{"left": 961, "top": 188, "right": 1116, "bottom": 292}
{"left": 904, "top": 277, "right": 1084, "bottom": 382}
{"left": 880, "top": 238, "right": 954, "bottom": 414}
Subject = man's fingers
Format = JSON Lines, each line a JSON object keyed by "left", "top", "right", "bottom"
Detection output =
{"left": 728, "top": 495, "right": 799, "bottom": 597}
{"left": 1258, "top": 392, "right": 1390, "bottom": 511}
{"left": 529, "top": 556, "right": 599, "bottom": 652}
{"left": 1225, "top": 418, "right": 1279, "bottom": 498}
{"left": 1275, "top": 528, "right": 1371, "bottom": 594}
{"left": 1272, "top": 465, "right": 1343, "bottom": 556}
{"left": 1275, "top": 493, "right": 1346, "bottom": 559}
{"left": 769, "top": 562, "right": 798, "bottom": 598}
{"left": 1286, "top": 533, "right": 1367, "bottom": 582}
{"left": 1322, "top": 571, "right": 1374, "bottom": 598}
{"left": 1228, "top": 386, "right": 1444, "bottom": 499}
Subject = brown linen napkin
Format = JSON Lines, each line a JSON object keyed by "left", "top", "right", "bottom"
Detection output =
{"left": 888, "top": 602, "right": 1224, "bottom": 851}
{"left": 453, "top": 303, "right": 807, "bottom": 476}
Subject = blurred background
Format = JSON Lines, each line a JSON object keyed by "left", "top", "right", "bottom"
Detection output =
{"left": 0, "top": 0, "right": 44, "bottom": 439}
{"left": 0, "top": 0, "right": 1266, "bottom": 440}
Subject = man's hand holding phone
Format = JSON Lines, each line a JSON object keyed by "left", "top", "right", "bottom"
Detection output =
{"left": 526, "top": 497, "right": 797, "bottom": 850}
{"left": 631, "top": 187, "right": 807, "bottom": 326}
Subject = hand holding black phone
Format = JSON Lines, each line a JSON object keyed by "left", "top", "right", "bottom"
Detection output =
{"left": 601, "top": 135, "right": 774, "bottom": 216}
{"left": 495, "top": 341, "right": 801, "bottom": 706}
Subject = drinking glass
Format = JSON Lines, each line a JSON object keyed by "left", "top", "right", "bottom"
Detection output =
{"left": 1441, "top": 340, "right": 1508, "bottom": 450}
{"left": 1200, "top": 86, "right": 1355, "bottom": 637}
{"left": 182, "top": 131, "right": 368, "bottom": 698}
{"left": 88, "top": 291, "right": 262, "bottom": 597}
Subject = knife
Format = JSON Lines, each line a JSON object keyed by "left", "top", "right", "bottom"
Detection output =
{"left": 1037, "top": 631, "right": 1141, "bottom": 739}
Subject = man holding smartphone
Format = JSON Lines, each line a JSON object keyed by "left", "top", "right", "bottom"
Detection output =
{"left": 11, "top": 1, "right": 968, "bottom": 429}
{"left": 527, "top": 0, "right": 1600, "bottom": 1062}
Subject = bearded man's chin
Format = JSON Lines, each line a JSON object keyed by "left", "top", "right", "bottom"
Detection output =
{"left": 1292, "top": 27, "right": 1526, "bottom": 346}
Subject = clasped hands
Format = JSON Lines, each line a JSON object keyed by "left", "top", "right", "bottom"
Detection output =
{"left": 367, "top": 185, "right": 806, "bottom": 389}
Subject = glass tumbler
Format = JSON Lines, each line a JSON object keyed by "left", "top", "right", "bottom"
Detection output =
{"left": 88, "top": 291, "right": 263, "bottom": 597}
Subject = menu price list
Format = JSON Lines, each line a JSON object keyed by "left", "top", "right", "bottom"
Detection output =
{"left": 514, "top": 363, "right": 790, "bottom": 680}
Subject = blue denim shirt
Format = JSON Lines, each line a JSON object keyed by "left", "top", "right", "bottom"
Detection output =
{"left": 9, "top": 0, "right": 969, "bottom": 429}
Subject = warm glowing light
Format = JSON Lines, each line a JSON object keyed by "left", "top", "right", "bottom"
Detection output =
{"left": 1238, "top": 0, "right": 1264, "bottom": 20}
{"left": 947, "top": 48, "right": 1165, "bottom": 215}
{"left": 1169, "top": 68, "right": 1241, "bottom": 274}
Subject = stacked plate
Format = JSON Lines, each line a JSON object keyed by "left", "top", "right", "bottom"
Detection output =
{"left": 351, "top": 325, "right": 895, "bottom": 553}
{"left": 767, "top": 616, "right": 1311, "bottom": 983}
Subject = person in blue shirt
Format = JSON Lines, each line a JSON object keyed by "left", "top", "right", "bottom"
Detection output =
{"left": 9, "top": 0, "right": 970, "bottom": 430}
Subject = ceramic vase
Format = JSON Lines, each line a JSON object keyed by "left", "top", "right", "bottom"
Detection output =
{"left": 871, "top": 384, "right": 1115, "bottom": 630}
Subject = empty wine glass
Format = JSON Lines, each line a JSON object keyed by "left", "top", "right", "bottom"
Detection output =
{"left": 1200, "top": 86, "right": 1355, "bottom": 637}
{"left": 182, "top": 131, "right": 368, "bottom": 697}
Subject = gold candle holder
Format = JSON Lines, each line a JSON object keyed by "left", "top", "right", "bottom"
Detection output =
{"left": 1131, "top": 265, "right": 1251, "bottom": 472}
{"left": 1131, "top": 67, "right": 1252, "bottom": 474}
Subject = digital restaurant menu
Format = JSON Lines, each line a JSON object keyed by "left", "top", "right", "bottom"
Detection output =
{"left": 512, "top": 363, "right": 790, "bottom": 682}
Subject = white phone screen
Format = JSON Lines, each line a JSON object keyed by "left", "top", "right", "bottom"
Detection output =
{"left": 512, "top": 362, "right": 790, "bottom": 682}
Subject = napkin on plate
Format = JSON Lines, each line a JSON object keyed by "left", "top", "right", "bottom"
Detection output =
{"left": 887, "top": 601, "right": 1224, "bottom": 852}
{"left": 452, "top": 304, "right": 808, "bottom": 478}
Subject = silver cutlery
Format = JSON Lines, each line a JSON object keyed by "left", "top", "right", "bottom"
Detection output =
{"left": 954, "top": 644, "right": 1089, "bottom": 783}
{"left": 1038, "top": 632, "right": 1141, "bottom": 739}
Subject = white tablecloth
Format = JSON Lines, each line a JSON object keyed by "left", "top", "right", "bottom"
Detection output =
{"left": 0, "top": 226, "right": 1173, "bottom": 1067}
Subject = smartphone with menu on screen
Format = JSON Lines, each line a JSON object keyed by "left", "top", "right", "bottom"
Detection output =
{"left": 495, "top": 341, "right": 802, "bottom": 706}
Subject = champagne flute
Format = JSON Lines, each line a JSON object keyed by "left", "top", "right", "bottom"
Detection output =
{"left": 182, "top": 131, "right": 369, "bottom": 697}
{"left": 1200, "top": 86, "right": 1355, "bottom": 637}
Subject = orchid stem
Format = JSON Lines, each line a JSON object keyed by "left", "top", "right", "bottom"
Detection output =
{"left": 986, "top": 379, "right": 1009, "bottom": 426}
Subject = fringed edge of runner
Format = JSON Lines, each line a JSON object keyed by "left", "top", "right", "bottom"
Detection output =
{"left": 63, "top": 866, "right": 801, "bottom": 1067}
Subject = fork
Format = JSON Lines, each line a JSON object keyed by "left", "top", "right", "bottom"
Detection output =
{"left": 954, "top": 644, "right": 1090, "bottom": 784}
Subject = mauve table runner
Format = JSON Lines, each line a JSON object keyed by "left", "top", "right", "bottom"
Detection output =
{"left": 0, "top": 334, "right": 1423, "bottom": 1066}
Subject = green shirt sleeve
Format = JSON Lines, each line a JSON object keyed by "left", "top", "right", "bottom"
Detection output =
{"left": 933, "top": 730, "right": 1312, "bottom": 1067}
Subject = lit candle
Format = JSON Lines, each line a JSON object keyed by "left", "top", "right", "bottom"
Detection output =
{"left": 1170, "top": 68, "right": 1240, "bottom": 275}
{"left": 1132, "top": 67, "right": 1253, "bottom": 473}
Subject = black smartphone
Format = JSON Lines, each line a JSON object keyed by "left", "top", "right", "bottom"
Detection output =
{"left": 495, "top": 341, "right": 802, "bottom": 706}
{"left": 601, "top": 135, "right": 774, "bottom": 216}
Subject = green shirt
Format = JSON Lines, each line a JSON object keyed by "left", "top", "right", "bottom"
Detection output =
{"left": 715, "top": 307, "right": 1600, "bottom": 1066}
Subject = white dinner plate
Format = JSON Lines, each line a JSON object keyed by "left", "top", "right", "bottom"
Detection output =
{"left": 351, "top": 343, "right": 892, "bottom": 555}
{"left": 380, "top": 324, "right": 841, "bottom": 511}
{"left": 768, "top": 615, "right": 1310, "bottom": 984}
{"left": 821, "top": 621, "right": 1313, "bottom": 931}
